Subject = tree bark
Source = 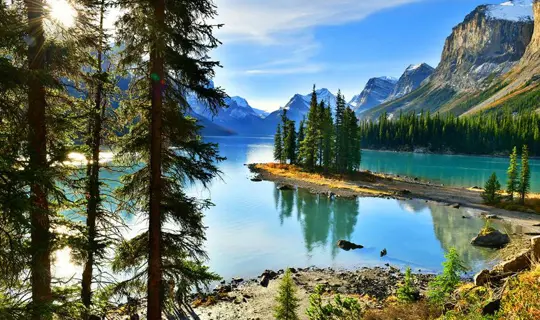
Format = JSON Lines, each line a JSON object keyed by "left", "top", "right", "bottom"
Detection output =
{"left": 147, "top": 0, "right": 165, "bottom": 318}
{"left": 81, "top": 1, "right": 106, "bottom": 317}
{"left": 25, "top": 0, "right": 52, "bottom": 318}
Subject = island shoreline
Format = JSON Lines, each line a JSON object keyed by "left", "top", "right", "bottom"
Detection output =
{"left": 248, "top": 163, "right": 540, "bottom": 233}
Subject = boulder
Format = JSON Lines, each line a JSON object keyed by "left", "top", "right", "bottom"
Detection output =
{"left": 277, "top": 184, "right": 294, "bottom": 191}
{"left": 250, "top": 177, "right": 262, "bottom": 182}
{"left": 380, "top": 248, "right": 387, "bottom": 257}
{"left": 471, "top": 229, "right": 510, "bottom": 248}
{"left": 337, "top": 240, "right": 364, "bottom": 251}
{"left": 231, "top": 277, "right": 244, "bottom": 283}
{"left": 259, "top": 274, "right": 270, "bottom": 287}
{"left": 531, "top": 236, "right": 540, "bottom": 261}
{"left": 450, "top": 203, "right": 461, "bottom": 209}
{"left": 261, "top": 269, "right": 278, "bottom": 279}
{"left": 485, "top": 214, "right": 500, "bottom": 220}
{"left": 474, "top": 269, "right": 492, "bottom": 286}
{"left": 496, "top": 249, "right": 532, "bottom": 273}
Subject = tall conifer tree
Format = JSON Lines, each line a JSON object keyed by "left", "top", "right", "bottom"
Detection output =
{"left": 114, "top": 0, "right": 226, "bottom": 317}
{"left": 507, "top": 146, "right": 519, "bottom": 201}
{"left": 274, "top": 125, "right": 284, "bottom": 163}
{"left": 299, "top": 86, "right": 319, "bottom": 171}
{"left": 518, "top": 145, "right": 530, "bottom": 204}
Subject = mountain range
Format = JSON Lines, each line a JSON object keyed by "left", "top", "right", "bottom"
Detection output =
{"left": 191, "top": 0, "right": 540, "bottom": 135}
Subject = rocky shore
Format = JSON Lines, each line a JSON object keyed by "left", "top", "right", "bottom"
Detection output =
{"left": 193, "top": 265, "right": 436, "bottom": 320}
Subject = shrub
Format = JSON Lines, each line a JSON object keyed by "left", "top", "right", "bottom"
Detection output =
{"left": 306, "top": 285, "right": 363, "bottom": 320}
{"left": 427, "top": 248, "right": 469, "bottom": 305}
{"left": 482, "top": 172, "right": 501, "bottom": 204}
{"left": 396, "top": 267, "right": 419, "bottom": 302}
{"left": 274, "top": 268, "right": 300, "bottom": 320}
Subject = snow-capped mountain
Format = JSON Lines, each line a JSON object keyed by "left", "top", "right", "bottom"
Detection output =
{"left": 258, "top": 88, "right": 338, "bottom": 134}
{"left": 187, "top": 85, "right": 265, "bottom": 135}
{"left": 349, "top": 77, "right": 397, "bottom": 115}
{"left": 386, "top": 63, "right": 434, "bottom": 101}
{"left": 486, "top": 0, "right": 534, "bottom": 22}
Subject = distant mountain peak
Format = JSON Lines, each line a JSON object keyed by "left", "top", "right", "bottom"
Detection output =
{"left": 486, "top": 0, "right": 533, "bottom": 22}
{"left": 405, "top": 63, "right": 434, "bottom": 73}
{"left": 385, "top": 63, "right": 434, "bottom": 101}
{"left": 349, "top": 76, "right": 398, "bottom": 114}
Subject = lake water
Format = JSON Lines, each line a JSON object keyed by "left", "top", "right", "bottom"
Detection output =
{"left": 184, "top": 136, "right": 529, "bottom": 280}
{"left": 59, "top": 136, "right": 536, "bottom": 281}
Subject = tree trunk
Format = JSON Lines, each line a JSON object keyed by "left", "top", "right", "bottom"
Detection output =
{"left": 81, "top": 1, "right": 106, "bottom": 317}
{"left": 147, "top": 0, "right": 165, "bottom": 318}
{"left": 25, "top": 0, "right": 52, "bottom": 318}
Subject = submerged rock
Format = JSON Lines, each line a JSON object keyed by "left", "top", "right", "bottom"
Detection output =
{"left": 380, "top": 248, "right": 388, "bottom": 257}
{"left": 450, "top": 203, "right": 461, "bottom": 209}
{"left": 337, "top": 240, "right": 364, "bottom": 251}
{"left": 471, "top": 229, "right": 510, "bottom": 248}
{"left": 250, "top": 177, "right": 262, "bottom": 182}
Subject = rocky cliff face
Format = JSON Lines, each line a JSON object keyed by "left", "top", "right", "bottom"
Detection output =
{"left": 349, "top": 77, "right": 397, "bottom": 115}
{"left": 520, "top": 0, "right": 540, "bottom": 64}
{"left": 387, "top": 63, "right": 434, "bottom": 100}
{"left": 432, "top": 0, "right": 534, "bottom": 91}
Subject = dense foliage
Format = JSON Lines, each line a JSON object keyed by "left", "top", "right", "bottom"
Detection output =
{"left": 0, "top": 0, "right": 225, "bottom": 318}
{"left": 275, "top": 88, "right": 361, "bottom": 174}
{"left": 359, "top": 111, "right": 540, "bottom": 156}
{"left": 306, "top": 285, "right": 363, "bottom": 320}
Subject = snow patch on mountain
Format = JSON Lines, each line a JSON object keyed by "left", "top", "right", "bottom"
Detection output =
{"left": 486, "top": 0, "right": 533, "bottom": 22}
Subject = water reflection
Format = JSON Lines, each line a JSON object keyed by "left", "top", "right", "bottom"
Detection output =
{"left": 273, "top": 187, "right": 499, "bottom": 271}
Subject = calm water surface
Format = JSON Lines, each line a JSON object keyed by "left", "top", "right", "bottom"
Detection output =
{"left": 61, "top": 137, "right": 535, "bottom": 282}
{"left": 183, "top": 136, "right": 529, "bottom": 280}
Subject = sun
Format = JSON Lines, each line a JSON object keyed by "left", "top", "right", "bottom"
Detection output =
{"left": 48, "top": 0, "right": 78, "bottom": 28}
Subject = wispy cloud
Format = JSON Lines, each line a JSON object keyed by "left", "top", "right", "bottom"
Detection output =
{"left": 214, "top": 0, "right": 422, "bottom": 43}
{"left": 245, "top": 65, "right": 323, "bottom": 75}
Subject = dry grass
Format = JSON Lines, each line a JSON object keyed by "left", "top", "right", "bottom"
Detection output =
{"left": 498, "top": 265, "right": 540, "bottom": 319}
{"left": 254, "top": 163, "right": 391, "bottom": 196}
{"left": 363, "top": 300, "right": 441, "bottom": 320}
{"left": 494, "top": 197, "right": 540, "bottom": 214}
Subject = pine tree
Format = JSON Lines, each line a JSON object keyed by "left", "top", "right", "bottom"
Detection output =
{"left": 345, "top": 106, "right": 360, "bottom": 173}
{"left": 482, "top": 172, "right": 501, "bottom": 204}
{"left": 518, "top": 145, "right": 530, "bottom": 204}
{"left": 428, "top": 248, "right": 468, "bottom": 305}
{"left": 507, "top": 146, "right": 519, "bottom": 201}
{"left": 297, "top": 118, "right": 306, "bottom": 163}
{"left": 274, "top": 268, "right": 300, "bottom": 320}
{"left": 114, "top": 0, "right": 225, "bottom": 317}
{"left": 334, "top": 91, "right": 348, "bottom": 173}
{"left": 284, "top": 120, "right": 297, "bottom": 164}
{"left": 274, "top": 125, "right": 284, "bottom": 163}
{"left": 397, "top": 267, "right": 418, "bottom": 302}
{"left": 321, "top": 104, "right": 334, "bottom": 172}
{"left": 299, "top": 86, "right": 319, "bottom": 171}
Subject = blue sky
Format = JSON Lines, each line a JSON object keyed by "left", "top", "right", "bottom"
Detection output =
{"left": 211, "top": 0, "right": 492, "bottom": 111}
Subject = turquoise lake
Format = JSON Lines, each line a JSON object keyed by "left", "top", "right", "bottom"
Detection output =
{"left": 89, "top": 136, "right": 538, "bottom": 282}
{"left": 183, "top": 136, "right": 536, "bottom": 280}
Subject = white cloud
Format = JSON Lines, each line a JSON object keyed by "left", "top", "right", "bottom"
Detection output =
{"left": 214, "top": 0, "right": 422, "bottom": 43}
{"left": 245, "top": 64, "right": 323, "bottom": 75}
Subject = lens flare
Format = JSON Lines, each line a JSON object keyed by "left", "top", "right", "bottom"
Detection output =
{"left": 48, "top": 0, "right": 77, "bottom": 28}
